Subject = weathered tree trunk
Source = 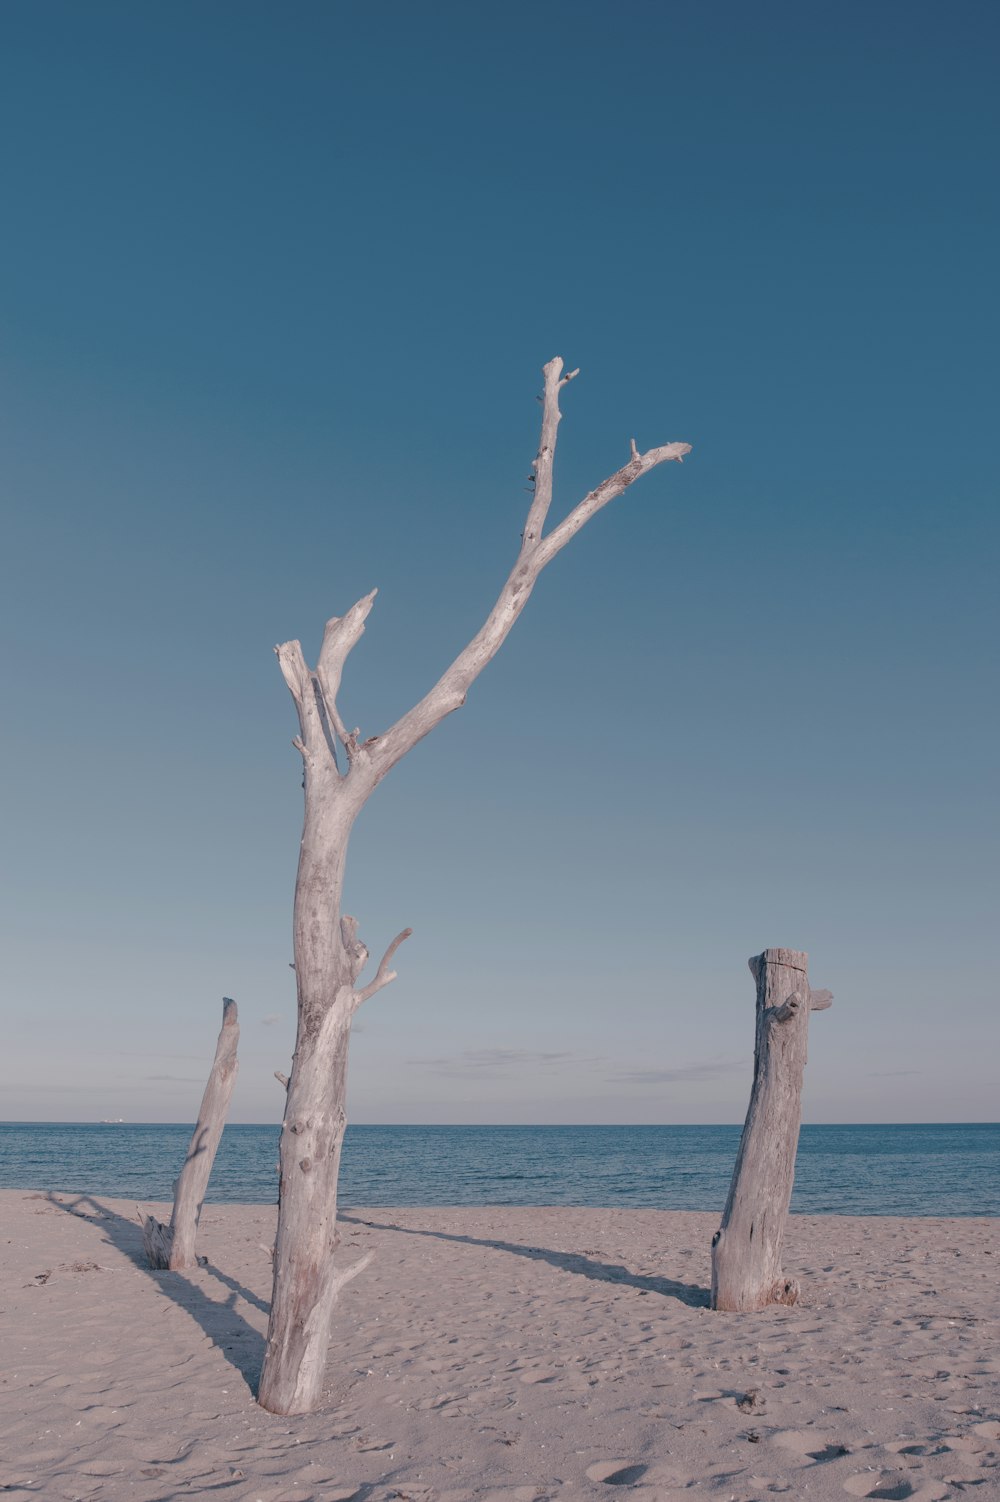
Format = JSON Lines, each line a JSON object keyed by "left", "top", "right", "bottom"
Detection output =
{"left": 711, "top": 949, "right": 832, "bottom": 1311}
{"left": 257, "top": 357, "right": 691, "bottom": 1414}
{"left": 142, "top": 996, "right": 240, "bottom": 1271}
{"left": 257, "top": 788, "right": 380, "bottom": 1413}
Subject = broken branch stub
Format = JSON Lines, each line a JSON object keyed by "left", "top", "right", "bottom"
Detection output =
{"left": 710, "top": 949, "right": 832, "bottom": 1312}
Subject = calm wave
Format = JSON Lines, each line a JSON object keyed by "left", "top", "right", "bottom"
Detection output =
{"left": 0, "top": 1123, "right": 996, "bottom": 1216}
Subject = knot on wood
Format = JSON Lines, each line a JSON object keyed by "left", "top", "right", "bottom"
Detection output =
{"left": 299, "top": 1157, "right": 312, "bottom": 1172}
{"left": 771, "top": 992, "right": 802, "bottom": 1024}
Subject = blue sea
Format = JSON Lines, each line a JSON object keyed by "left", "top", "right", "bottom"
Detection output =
{"left": 0, "top": 1123, "right": 996, "bottom": 1216}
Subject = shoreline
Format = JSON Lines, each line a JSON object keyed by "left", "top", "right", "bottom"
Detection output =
{"left": 2, "top": 1191, "right": 997, "bottom": 1500}
{"left": 2, "top": 1122, "right": 996, "bottom": 1220}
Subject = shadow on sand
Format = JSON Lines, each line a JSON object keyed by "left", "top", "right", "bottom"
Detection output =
{"left": 43, "top": 1191, "right": 268, "bottom": 1390}
{"left": 340, "top": 1211, "right": 710, "bottom": 1306}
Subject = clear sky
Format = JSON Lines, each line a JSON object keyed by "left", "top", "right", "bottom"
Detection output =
{"left": 1, "top": 1, "right": 997, "bottom": 1126}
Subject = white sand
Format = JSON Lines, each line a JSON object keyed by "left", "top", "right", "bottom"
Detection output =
{"left": 1, "top": 1191, "right": 997, "bottom": 1501}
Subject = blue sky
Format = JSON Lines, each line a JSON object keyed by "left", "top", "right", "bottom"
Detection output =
{"left": 1, "top": 1, "right": 997, "bottom": 1124}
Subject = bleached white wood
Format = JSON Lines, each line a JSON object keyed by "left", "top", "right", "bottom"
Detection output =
{"left": 710, "top": 950, "right": 832, "bottom": 1312}
{"left": 142, "top": 997, "right": 239, "bottom": 1271}
{"left": 257, "top": 357, "right": 691, "bottom": 1414}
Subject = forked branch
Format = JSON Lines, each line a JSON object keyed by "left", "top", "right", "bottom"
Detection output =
{"left": 354, "top": 927, "right": 414, "bottom": 1006}
{"left": 276, "top": 592, "right": 378, "bottom": 768}
{"left": 330, "top": 1249, "right": 375, "bottom": 1297}
{"left": 363, "top": 358, "right": 690, "bottom": 779}
{"left": 276, "top": 360, "right": 690, "bottom": 783}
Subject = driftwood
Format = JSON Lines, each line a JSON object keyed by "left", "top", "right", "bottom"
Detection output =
{"left": 711, "top": 949, "right": 832, "bottom": 1312}
{"left": 257, "top": 357, "right": 691, "bottom": 1414}
{"left": 142, "top": 997, "right": 240, "bottom": 1270}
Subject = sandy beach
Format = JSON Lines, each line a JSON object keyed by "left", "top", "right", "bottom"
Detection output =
{"left": 1, "top": 1190, "right": 997, "bottom": 1502}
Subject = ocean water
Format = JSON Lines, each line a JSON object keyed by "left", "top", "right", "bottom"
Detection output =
{"left": 0, "top": 1122, "right": 996, "bottom": 1216}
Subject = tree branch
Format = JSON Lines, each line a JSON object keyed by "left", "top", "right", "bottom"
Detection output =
{"left": 330, "top": 1249, "right": 374, "bottom": 1296}
{"left": 276, "top": 593, "right": 376, "bottom": 769}
{"left": 354, "top": 927, "right": 413, "bottom": 1006}
{"left": 809, "top": 988, "right": 833, "bottom": 1011}
{"left": 535, "top": 439, "right": 690, "bottom": 567}
{"left": 362, "top": 359, "right": 691, "bottom": 781}
{"left": 316, "top": 591, "right": 377, "bottom": 762}
{"left": 522, "top": 357, "right": 578, "bottom": 548}
{"left": 275, "top": 640, "right": 326, "bottom": 757}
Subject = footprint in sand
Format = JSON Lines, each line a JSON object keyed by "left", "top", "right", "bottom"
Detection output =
{"left": 416, "top": 1391, "right": 464, "bottom": 1410}
{"left": 586, "top": 1460, "right": 649, "bottom": 1485}
{"left": 842, "top": 1474, "right": 949, "bottom": 1500}
{"left": 937, "top": 1432, "right": 987, "bottom": 1455}
{"left": 478, "top": 1489, "right": 549, "bottom": 1502}
{"left": 772, "top": 1428, "right": 850, "bottom": 1463}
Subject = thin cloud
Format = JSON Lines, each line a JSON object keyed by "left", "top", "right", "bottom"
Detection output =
{"left": 0, "top": 1081, "right": 109, "bottom": 1094}
{"left": 607, "top": 1060, "right": 745, "bottom": 1087}
{"left": 113, "top": 1051, "right": 203, "bottom": 1062}
{"left": 417, "top": 1047, "right": 582, "bottom": 1079}
{"left": 261, "top": 1014, "right": 282, "bottom": 1027}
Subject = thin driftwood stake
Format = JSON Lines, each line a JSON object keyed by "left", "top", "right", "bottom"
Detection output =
{"left": 142, "top": 997, "right": 240, "bottom": 1271}
{"left": 257, "top": 357, "right": 691, "bottom": 1415}
{"left": 711, "top": 948, "right": 832, "bottom": 1312}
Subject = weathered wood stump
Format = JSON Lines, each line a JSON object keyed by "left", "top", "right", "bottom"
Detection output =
{"left": 711, "top": 948, "right": 832, "bottom": 1312}
{"left": 142, "top": 996, "right": 240, "bottom": 1270}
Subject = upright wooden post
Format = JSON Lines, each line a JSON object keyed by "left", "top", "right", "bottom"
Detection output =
{"left": 142, "top": 997, "right": 240, "bottom": 1270}
{"left": 711, "top": 948, "right": 832, "bottom": 1312}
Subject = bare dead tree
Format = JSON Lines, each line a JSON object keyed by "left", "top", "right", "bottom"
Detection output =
{"left": 711, "top": 949, "right": 832, "bottom": 1311}
{"left": 142, "top": 997, "right": 240, "bottom": 1270}
{"left": 257, "top": 357, "right": 691, "bottom": 1414}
